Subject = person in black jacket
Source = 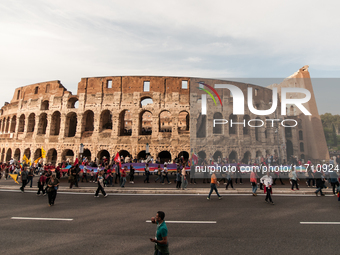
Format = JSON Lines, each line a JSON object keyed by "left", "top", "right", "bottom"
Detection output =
{"left": 314, "top": 171, "right": 325, "bottom": 196}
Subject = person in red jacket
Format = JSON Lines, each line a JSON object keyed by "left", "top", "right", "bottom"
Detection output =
{"left": 37, "top": 172, "right": 47, "bottom": 196}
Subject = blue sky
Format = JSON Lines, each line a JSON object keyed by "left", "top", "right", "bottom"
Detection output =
{"left": 0, "top": 0, "right": 339, "bottom": 114}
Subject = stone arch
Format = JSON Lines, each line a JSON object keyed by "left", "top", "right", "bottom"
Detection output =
{"left": 34, "top": 148, "right": 42, "bottom": 161}
{"left": 229, "top": 150, "right": 238, "bottom": 163}
{"left": 300, "top": 154, "right": 305, "bottom": 161}
{"left": 178, "top": 111, "right": 189, "bottom": 132}
{"left": 5, "top": 117, "right": 10, "bottom": 133}
{"left": 119, "top": 150, "right": 130, "bottom": 158}
{"left": 1, "top": 148, "right": 5, "bottom": 162}
{"left": 41, "top": 100, "right": 49, "bottom": 110}
{"left": 27, "top": 113, "right": 35, "bottom": 133}
{"left": 255, "top": 117, "right": 262, "bottom": 142}
{"left": 83, "top": 149, "right": 91, "bottom": 162}
{"left": 10, "top": 115, "right": 16, "bottom": 133}
{"left": 178, "top": 151, "right": 189, "bottom": 161}
{"left": 37, "top": 113, "right": 48, "bottom": 135}
{"left": 140, "top": 110, "right": 152, "bottom": 135}
{"left": 197, "top": 151, "right": 206, "bottom": 164}
{"left": 99, "top": 110, "right": 112, "bottom": 132}
{"left": 300, "top": 142, "right": 304, "bottom": 152}
{"left": 62, "top": 149, "right": 74, "bottom": 162}
{"left": 140, "top": 97, "right": 153, "bottom": 107}
{"left": 65, "top": 112, "right": 77, "bottom": 137}
{"left": 50, "top": 111, "right": 61, "bottom": 135}
{"left": 243, "top": 115, "right": 250, "bottom": 135}
{"left": 24, "top": 148, "right": 31, "bottom": 159}
{"left": 299, "top": 130, "right": 303, "bottom": 140}
{"left": 256, "top": 150, "right": 263, "bottom": 158}
{"left": 18, "top": 114, "right": 25, "bottom": 132}
{"left": 286, "top": 140, "right": 294, "bottom": 162}
{"left": 14, "top": 148, "right": 20, "bottom": 161}
{"left": 82, "top": 110, "right": 94, "bottom": 133}
{"left": 196, "top": 113, "right": 206, "bottom": 138}
{"left": 67, "top": 97, "right": 79, "bottom": 109}
{"left": 159, "top": 110, "right": 172, "bottom": 133}
{"left": 242, "top": 151, "right": 251, "bottom": 164}
{"left": 213, "top": 112, "right": 223, "bottom": 134}
{"left": 158, "top": 151, "right": 172, "bottom": 164}
{"left": 229, "top": 114, "right": 237, "bottom": 135}
{"left": 137, "top": 150, "right": 147, "bottom": 160}
{"left": 213, "top": 151, "right": 223, "bottom": 162}
{"left": 6, "top": 148, "right": 12, "bottom": 162}
{"left": 97, "top": 150, "right": 110, "bottom": 163}
{"left": 47, "top": 148, "right": 58, "bottom": 165}
{"left": 119, "top": 110, "right": 132, "bottom": 136}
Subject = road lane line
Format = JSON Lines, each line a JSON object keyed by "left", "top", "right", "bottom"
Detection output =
{"left": 146, "top": 220, "right": 216, "bottom": 224}
{"left": 300, "top": 222, "right": 340, "bottom": 225}
{"left": 11, "top": 217, "right": 73, "bottom": 221}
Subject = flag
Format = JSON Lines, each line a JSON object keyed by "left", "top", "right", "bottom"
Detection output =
{"left": 74, "top": 157, "right": 79, "bottom": 166}
{"left": 41, "top": 147, "right": 46, "bottom": 158}
{"left": 34, "top": 157, "right": 41, "bottom": 164}
{"left": 114, "top": 152, "right": 121, "bottom": 168}
{"left": 23, "top": 155, "right": 29, "bottom": 164}
{"left": 9, "top": 174, "right": 19, "bottom": 184}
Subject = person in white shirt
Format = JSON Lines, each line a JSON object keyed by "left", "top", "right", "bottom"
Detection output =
{"left": 260, "top": 171, "right": 274, "bottom": 205}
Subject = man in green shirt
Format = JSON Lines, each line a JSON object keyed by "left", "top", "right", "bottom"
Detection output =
{"left": 150, "top": 211, "right": 169, "bottom": 255}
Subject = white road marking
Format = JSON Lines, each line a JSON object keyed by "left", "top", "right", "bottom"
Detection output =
{"left": 300, "top": 222, "right": 340, "bottom": 225}
{"left": 11, "top": 217, "right": 73, "bottom": 221}
{"left": 146, "top": 220, "right": 216, "bottom": 224}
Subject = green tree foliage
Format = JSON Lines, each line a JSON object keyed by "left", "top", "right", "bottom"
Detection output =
{"left": 321, "top": 113, "right": 340, "bottom": 149}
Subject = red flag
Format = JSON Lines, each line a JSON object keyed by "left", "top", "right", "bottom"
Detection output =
{"left": 114, "top": 152, "right": 121, "bottom": 168}
{"left": 74, "top": 157, "right": 79, "bottom": 166}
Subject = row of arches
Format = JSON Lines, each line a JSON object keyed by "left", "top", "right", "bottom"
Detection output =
{"left": 0, "top": 147, "right": 190, "bottom": 165}
{"left": 0, "top": 109, "right": 189, "bottom": 137}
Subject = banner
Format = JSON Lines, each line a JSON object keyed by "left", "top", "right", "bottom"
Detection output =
{"left": 41, "top": 146, "right": 46, "bottom": 158}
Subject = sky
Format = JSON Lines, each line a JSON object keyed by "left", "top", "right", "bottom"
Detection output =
{"left": 0, "top": 0, "right": 339, "bottom": 114}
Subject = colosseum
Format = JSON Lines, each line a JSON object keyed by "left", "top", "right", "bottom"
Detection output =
{"left": 0, "top": 66, "right": 329, "bottom": 165}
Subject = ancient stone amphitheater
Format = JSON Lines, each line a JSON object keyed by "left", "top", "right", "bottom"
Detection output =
{"left": 0, "top": 66, "right": 329, "bottom": 165}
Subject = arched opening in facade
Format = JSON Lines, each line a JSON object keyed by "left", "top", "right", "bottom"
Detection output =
{"left": 299, "top": 130, "right": 303, "bottom": 140}
{"left": 229, "top": 150, "right": 238, "bottom": 163}
{"left": 213, "top": 112, "right": 223, "bottom": 134}
{"left": 140, "top": 97, "right": 153, "bottom": 107}
{"left": 196, "top": 113, "right": 206, "bottom": 138}
{"left": 243, "top": 115, "right": 250, "bottom": 135}
{"left": 1, "top": 148, "right": 5, "bottom": 162}
{"left": 255, "top": 118, "right": 262, "bottom": 141}
{"left": 18, "top": 114, "right": 25, "bottom": 132}
{"left": 0, "top": 119, "right": 2, "bottom": 133}
{"left": 229, "top": 114, "right": 237, "bottom": 135}
{"left": 50, "top": 111, "right": 61, "bottom": 136}
{"left": 37, "top": 113, "right": 48, "bottom": 135}
{"left": 159, "top": 110, "right": 172, "bottom": 133}
{"left": 119, "top": 150, "right": 130, "bottom": 159}
{"left": 266, "top": 150, "right": 271, "bottom": 157}
{"left": 41, "top": 100, "right": 49, "bottom": 110}
{"left": 158, "top": 151, "right": 172, "bottom": 164}
{"left": 178, "top": 151, "right": 189, "bottom": 161}
{"left": 10, "top": 115, "right": 16, "bottom": 133}
{"left": 6, "top": 148, "right": 12, "bottom": 161}
{"left": 178, "top": 111, "right": 189, "bottom": 133}
{"left": 67, "top": 97, "right": 79, "bottom": 109}
{"left": 47, "top": 149, "right": 57, "bottom": 165}
{"left": 242, "top": 151, "right": 251, "bottom": 164}
{"left": 100, "top": 110, "right": 112, "bottom": 132}
{"left": 34, "top": 148, "right": 42, "bottom": 162}
{"left": 119, "top": 110, "right": 132, "bottom": 136}
{"left": 83, "top": 149, "right": 91, "bottom": 162}
{"left": 300, "top": 154, "right": 305, "bottom": 162}
{"left": 97, "top": 150, "right": 110, "bottom": 163}
{"left": 5, "top": 117, "right": 10, "bottom": 133}
{"left": 14, "top": 148, "right": 20, "bottom": 161}
{"left": 213, "top": 151, "right": 223, "bottom": 163}
{"left": 256, "top": 150, "right": 263, "bottom": 158}
{"left": 137, "top": 150, "right": 147, "bottom": 160}
{"left": 300, "top": 142, "right": 304, "bottom": 152}
{"left": 62, "top": 149, "right": 74, "bottom": 162}
{"left": 197, "top": 151, "right": 206, "bottom": 164}
{"left": 286, "top": 140, "right": 294, "bottom": 162}
{"left": 82, "top": 110, "right": 94, "bottom": 134}
{"left": 65, "top": 112, "right": 77, "bottom": 137}
{"left": 27, "top": 113, "right": 35, "bottom": 133}
{"left": 140, "top": 110, "right": 152, "bottom": 135}
{"left": 24, "top": 148, "right": 31, "bottom": 159}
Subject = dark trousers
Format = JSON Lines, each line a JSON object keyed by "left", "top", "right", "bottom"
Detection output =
{"left": 331, "top": 182, "right": 339, "bottom": 194}
{"left": 161, "top": 174, "right": 170, "bottom": 183}
{"left": 208, "top": 183, "right": 221, "bottom": 198}
{"left": 144, "top": 173, "right": 150, "bottom": 183}
{"left": 226, "top": 179, "right": 233, "bottom": 189}
{"left": 75, "top": 175, "right": 79, "bottom": 187}
{"left": 176, "top": 181, "right": 181, "bottom": 188}
{"left": 37, "top": 183, "right": 45, "bottom": 194}
{"left": 265, "top": 187, "right": 273, "bottom": 203}
{"left": 307, "top": 178, "right": 315, "bottom": 186}
{"left": 273, "top": 176, "right": 284, "bottom": 185}
{"left": 20, "top": 180, "right": 27, "bottom": 191}
{"left": 48, "top": 190, "right": 57, "bottom": 205}
{"left": 235, "top": 173, "right": 242, "bottom": 183}
{"left": 291, "top": 180, "right": 299, "bottom": 190}
{"left": 28, "top": 177, "right": 33, "bottom": 187}
{"left": 95, "top": 185, "right": 106, "bottom": 196}
{"left": 81, "top": 174, "right": 88, "bottom": 182}
{"left": 129, "top": 175, "right": 134, "bottom": 182}
{"left": 115, "top": 174, "right": 120, "bottom": 184}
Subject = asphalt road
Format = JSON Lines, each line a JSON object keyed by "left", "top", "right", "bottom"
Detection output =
{"left": 1, "top": 190, "right": 340, "bottom": 255}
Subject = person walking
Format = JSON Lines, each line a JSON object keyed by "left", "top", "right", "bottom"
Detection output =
{"left": 161, "top": 164, "right": 171, "bottom": 185}
{"left": 95, "top": 170, "right": 108, "bottom": 198}
{"left": 20, "top": 167, "right": 28, "bottom": 193}
{"left": 114, "top": 161, "right": 120, "bottom": 184}
{"left": 207, "top": 172, "right": 222, "bottom": 200}
{"left": 250, "top": 169, "right": 258, "bottom": 196}
{"left": 144, "top": 163, "right": 150, "bottom": 183}
{"left": 155, "top": 165, "right": 162, "bottom": 182}
{"left": 181, "top": 164, "right": 188, "bottom": 190}
{"left": 314, "top": 171, "right": 325, "bottom": 196}
{"left": 260, "top": 171, "right": 274, "bottom": 205}
{"left": 129, "top": 164, "right": 135, "bottom": 184}
{"left": 225, "top": 171, "right": 234, "bottom": 190}
{"left": 37, "top": 172, "right": 46, "bottom": 196}
{"left": 46, "top": 174, "right": 59, "bottom": 206}
{"left": 150, "top": 211, "right": 169, "bottom": 255}
{"left": 27, "top": 167, "right": 34, "bottom": 188}
{"left": 235, "top": 162, "right": 243, "bottom": 184}
{"left": 290, "top": 167, "right": 299, "bottom": 191}
{"left": 120, "top": 166, "right": 127, "bottom": 187}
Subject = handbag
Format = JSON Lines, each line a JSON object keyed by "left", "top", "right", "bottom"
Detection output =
{"left": 54, "top": 186, "right": 58, "bottom": 190}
